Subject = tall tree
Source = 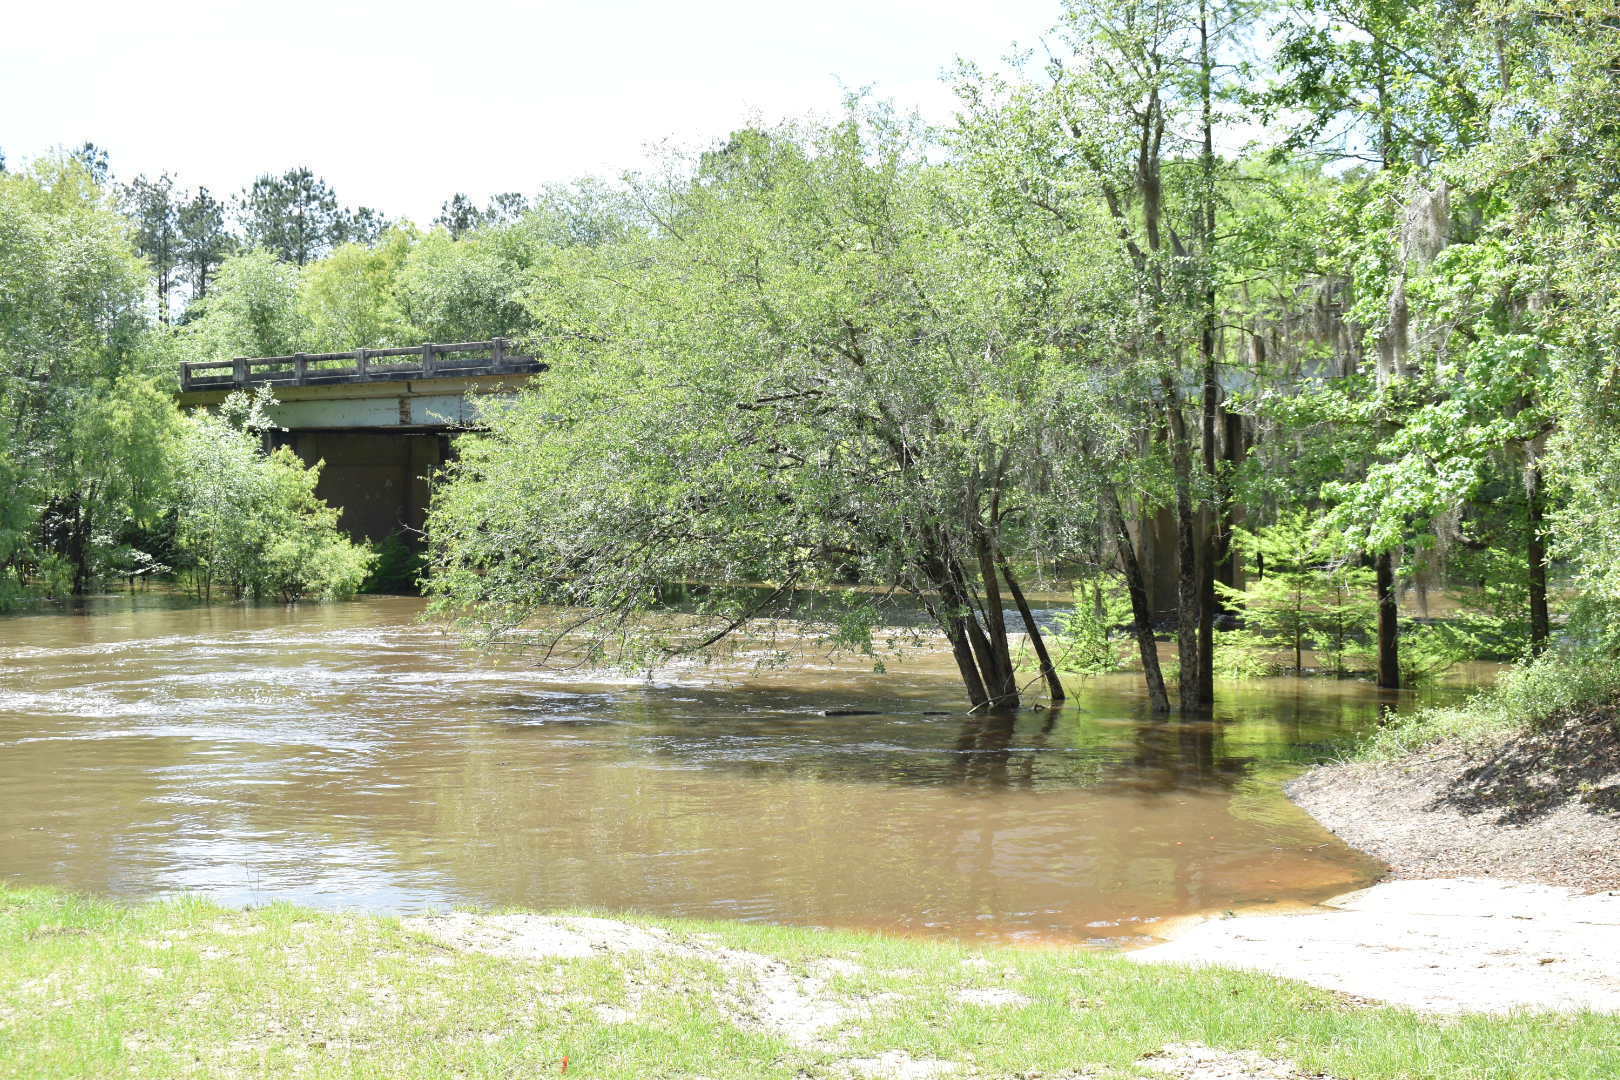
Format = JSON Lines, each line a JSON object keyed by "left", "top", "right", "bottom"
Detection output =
{"left": 952, "top": 0, "right": 1253, "bottom": 711}
{"left": 396, "top": 229, "right": 535, "bottom": 343}
{"left": 426, "top": 113, "right": 1127, "bottom": 709}
{"left": 485, "top": 192, "right": 530, "bottom": 225}
{"left": 0, "top": 155, "right": 153, "bottom": 594}
{"left": 122, "top": 173, "right": 183, "bottom": 322}
{"left": 180, "top": 250, "right": 307, "bottom": 361}
{"left": 238, "top": 167, "right": 344, "bottom": 266}
{"left": 177, "top": 186, "right": 233, "bottom": 304}
{"left": 301, "top": 229, "right": 415, "bottom": 350}
{"left": 435, "top": 192, "right": 486, "bottom": 238}
{"left": 1267, "top": 0, "right": 1506, "bottom": 685}
{"left": 343, "top": 205, "right": 393, "bottom": 246}
{"left": 69, "top": 141, "right": 111, "bottom": 186}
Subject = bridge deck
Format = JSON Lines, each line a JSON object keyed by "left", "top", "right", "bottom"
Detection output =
{"left": 180, "top": 338, "right": 542, "bottom": 393}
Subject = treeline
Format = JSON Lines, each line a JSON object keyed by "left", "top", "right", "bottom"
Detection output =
{"left": 6, "top": 0, "right": 1620, "bottom": 718}
{"left": 1, "top": 139, "right": 586, "bottom": 323}
{"left": 0, "top": 139, "right": 625, "bottom": 603}
{"left": 169, "top": 179, "right": 627, "bottom": 364}
{"left": 0, "top": 159, "right": 378, "bottom": 603}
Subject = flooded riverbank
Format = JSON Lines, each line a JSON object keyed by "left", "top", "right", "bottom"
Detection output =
{"left": 0, "top": 596, "right": 1467, "bottom": 944}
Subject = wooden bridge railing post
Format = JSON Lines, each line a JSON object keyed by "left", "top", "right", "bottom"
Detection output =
{"left": 184, "top": 340, "right": 539, "bottom": 394}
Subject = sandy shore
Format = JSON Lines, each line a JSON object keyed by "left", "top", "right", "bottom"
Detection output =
{"left": 1135, "top": 721, "right": 1620, "bottom": 1015}
{"left": 1133, "top": 877, "right": 1620, "bottom": 1013}
{"left": 1289, "top": 729, "right": 1620, "bottom": 892}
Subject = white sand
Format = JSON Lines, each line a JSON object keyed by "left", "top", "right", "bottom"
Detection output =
{"left": 1132, "top": 877, "right": 1620, "bottom": 1014}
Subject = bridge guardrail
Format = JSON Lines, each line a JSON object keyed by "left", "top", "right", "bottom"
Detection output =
{"left": 179, "top": 338, "right": 542, "bottom": 392}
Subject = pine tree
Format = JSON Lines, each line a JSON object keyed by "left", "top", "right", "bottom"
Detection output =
{"left": 177, "top": 186, "right": 233, "bottom": 304}
{"left": 122, "top": 174, "right": 182, "bottom": 322}
{"left": 237, "top": 167, "right": 344, "bottom": 265}
{"left": 1219, "top": 513, "right": 1377, "bottom": 676}
{"left": 435, "top": 192, "right": 486, "bottom": 238}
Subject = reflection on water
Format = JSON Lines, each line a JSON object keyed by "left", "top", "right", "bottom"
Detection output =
{"left": 0, "top": 596, "right": 1470, "bottom": 944}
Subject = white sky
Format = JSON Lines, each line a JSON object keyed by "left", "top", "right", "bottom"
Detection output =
{"left": 4, "top": 0, "right": 1060, "bottom": 225}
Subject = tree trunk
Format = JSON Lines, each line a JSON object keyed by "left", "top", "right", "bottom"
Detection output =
{"left": 1527, "top": 457, "right": 1550, "bottom": 654}
{"left": 1194, "top": 0, "right": 1218, "bottom": 708}
{"left": 946, "top": 616, "right": 991, "bottom": 710}
{"left": 1376, "top": 551, "right": 1400, "bottom": 689}
{"left": 974, "top": 534, "right": 1015, "bottom": 687}
{"left": 963, "top": 617, "right": 1018, "bottom": 710}
{"left": 1162, "top": 379, "right": 1202, "bottom": 711}
{"left": 1105, "top": 486, "right": 1170, "bottom": 714}
{"left": 998, "top": 552, "right": 1065, "bottom": 703}
{"left": 61, "top": 492, "right": 94, "bottom": 597}
{"left": 922, "top": 531, "right": 1009, "bottom": 711}
{"left": 965, "top": 537, "right": 1017, "bottom": 709}
{"left": 1214, "top": 410, "right": 1243, "bottom": 595}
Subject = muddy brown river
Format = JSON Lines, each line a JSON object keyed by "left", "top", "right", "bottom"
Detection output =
{"left": 0, "top": 595, "right": 1463, "bottom": 945}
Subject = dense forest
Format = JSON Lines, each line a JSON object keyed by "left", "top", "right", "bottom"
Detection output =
{"left": 4, "top": 0, "right": 1618, "bottom": 715}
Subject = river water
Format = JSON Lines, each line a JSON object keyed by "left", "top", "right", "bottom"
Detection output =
{"left": 0, "top": 595, "right": 1458, "bottom": 945}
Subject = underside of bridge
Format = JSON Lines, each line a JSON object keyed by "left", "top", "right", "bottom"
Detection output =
{"left": 267, "top": 428, "right": 449, "bottom": 544}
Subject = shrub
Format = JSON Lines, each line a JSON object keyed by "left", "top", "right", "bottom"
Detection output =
{"left": 1211, "top": 629, "right": 1283, "bottom": 678}
{"left": 1357, "top": 650, "right": 1620, "bottom": 759}
{"left": 1049, "top": 576, "right": 1131, "bottom": 676}
{"left": 174, "top": 388, "right": 375, "bottom": 602}
{"left": 362, "top": 533, "right": 425, "bottom": 594}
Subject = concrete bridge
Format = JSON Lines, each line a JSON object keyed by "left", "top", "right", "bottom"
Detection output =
{"left": 177, "top": 340, "right": 543, "bottom": 543}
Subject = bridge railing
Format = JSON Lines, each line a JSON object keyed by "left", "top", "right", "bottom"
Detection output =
{"left": 179, "top": 338, "right": 542, "bottom": 392}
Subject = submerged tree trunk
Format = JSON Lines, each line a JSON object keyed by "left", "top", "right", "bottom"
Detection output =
{"left": 1197, "top": 384, "right": 1217, "bottom": 707}
{"left": 998, "top": 552, "right": 1065, "bottom": 703}
{"left": 1376, "top": 552, "right": 1400, "bottom": 689}
{"left": 1106, "top": 486, "right": 1170, "bottom": 714}
{"left": 922, "top": 529, "right": 1017, "bottom": 711}
{"left": 1194, "top": 0, "right": 1219, "bottom": 709}
{"left": 966, "top": 540, "right": 1020, "bottom": 711}
{"left": 1214, "top": 410, "right": 1243, "bottom": 595}
{"left": 974, "top": 535, "right": 1013, "bottom": 679}
{"left": 946, "top": 616, "right": 991, "bottom": 710}
{"left": 1162, "top": 379, "right": 1203, "bottom": 711}
{"left": 963, "top": 616, "right": 1019, "bottom": 710}
{"left": 49, "top": 491, "right": 96, "bottom": 597}
{"left": 944, "top": 584, "right": 1016, "bottom": 711}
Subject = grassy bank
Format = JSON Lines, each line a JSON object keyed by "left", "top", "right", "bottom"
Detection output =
{"left": 1355, "top": 652, "right": 1620, "bottom": 761}
{"left": 3, "top": 886, "right": 1618, "bottom": 1079}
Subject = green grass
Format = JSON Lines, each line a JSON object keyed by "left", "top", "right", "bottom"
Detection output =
{"left": 1354, "top": 651, "right": 1620, "bottom": 761}
{"left": 3, "top": 885, "right": 1618, "bottom": 1078}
